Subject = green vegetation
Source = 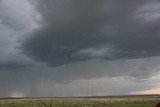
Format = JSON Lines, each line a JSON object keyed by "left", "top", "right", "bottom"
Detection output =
{"left": 0, "top": 95, "right": 159, "bottom": 107}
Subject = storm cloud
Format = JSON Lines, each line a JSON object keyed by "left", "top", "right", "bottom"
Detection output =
{"left": 0, "top": 0, "right": 160, "bottom": 97}
{"left": 22, "top": 0, "right": 160, "bottom": 66}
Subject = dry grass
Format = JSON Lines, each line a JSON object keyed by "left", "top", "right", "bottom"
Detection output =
{"left": 0, "top": 95, "right": 159, "bottom": 107}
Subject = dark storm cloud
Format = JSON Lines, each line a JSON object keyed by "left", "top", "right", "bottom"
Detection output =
{"left": 1, "top": 0, "right": 160, "bottom": 97}
{"left": 21, "top": 0, "right": 160, "bottom": 66}
{"left": 0, "top": 62, "right": 26, "bottom": 70}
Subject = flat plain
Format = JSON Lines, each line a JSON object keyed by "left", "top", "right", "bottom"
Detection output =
{"left": 0, "top": 95, "right": 159, "bottom": 107}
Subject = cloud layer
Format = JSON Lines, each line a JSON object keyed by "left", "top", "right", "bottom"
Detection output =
{"left": 22, "top": 0, "right": 160, "bottom": 66}
{"left": 0, "top": 0, "right": 160, "bottom": 97}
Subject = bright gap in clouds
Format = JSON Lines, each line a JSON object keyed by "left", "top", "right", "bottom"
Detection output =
{"left": 9, "top": 91, "right": 27, "bottom": 98}
{"left": 132, "top": 88, "right": 160, "bottom": 95}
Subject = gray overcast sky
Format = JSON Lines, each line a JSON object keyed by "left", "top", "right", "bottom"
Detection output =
{"left": 0, "top": 0, "right": 160, "bottom": 97}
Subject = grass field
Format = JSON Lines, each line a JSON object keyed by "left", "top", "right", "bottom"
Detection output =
{"left": 0, "top": 95, "right": 159, "bottom": 107}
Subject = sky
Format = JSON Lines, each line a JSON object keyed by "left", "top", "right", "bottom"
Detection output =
{"left": 0, "top": 0, "right": 160, "bottom": 97}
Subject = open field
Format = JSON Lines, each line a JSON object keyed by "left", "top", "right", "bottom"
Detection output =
{"left": 0, "top": 95, "right": 159, "bottom": 107}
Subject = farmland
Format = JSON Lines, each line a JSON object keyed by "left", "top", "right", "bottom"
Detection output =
{"left": 0, "top": 95, "right": 159, "bottom": 107}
